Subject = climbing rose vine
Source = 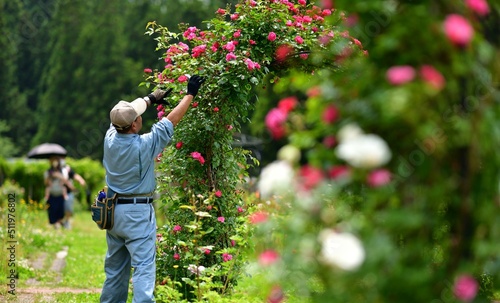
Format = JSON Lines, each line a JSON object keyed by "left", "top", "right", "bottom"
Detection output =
{"left": 142, "top": 0, "right": 362, "bottom": 300}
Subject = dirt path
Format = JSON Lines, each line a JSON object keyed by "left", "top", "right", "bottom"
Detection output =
{"left": 1, "top": 245, "right": 101, "bottom": 303}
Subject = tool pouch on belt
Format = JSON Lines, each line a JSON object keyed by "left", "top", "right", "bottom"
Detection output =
{"left": 91, "top": 193, "right": 117, "bottom": 230}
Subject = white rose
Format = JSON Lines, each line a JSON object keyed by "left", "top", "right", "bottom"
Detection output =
{"left": 257, "top": 160, "right": 294, "bottom": 199}
{"left": 319, "top": 229, "right": 365, "bottom": 271}
{"left": 337, "top": 123, "right": 364, "bottom": 143}
{"left": 335, "top": 134, "right": 391, "bottom": 169}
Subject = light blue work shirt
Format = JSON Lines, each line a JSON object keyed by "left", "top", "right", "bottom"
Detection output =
{"left": 103, "top": 117, "right": 174, "bottom": 196}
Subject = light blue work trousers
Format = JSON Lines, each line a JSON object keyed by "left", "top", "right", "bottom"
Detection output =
{"left": 100, "top": 202, "right": 156, "bottom": 303}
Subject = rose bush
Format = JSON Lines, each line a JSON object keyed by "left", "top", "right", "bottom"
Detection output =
{"left": 142, "top": 0, "right": 362, "bottom": 301}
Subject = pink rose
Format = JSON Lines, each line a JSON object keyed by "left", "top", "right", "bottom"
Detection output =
{"left": 215, "top": 190, "right": 222, "bottom": 197}
{"left": 213, "top": 107, "right": 220, "bottom": 112}
{"left": 275, "top": 44, "right": 293, "bottom": 62}
{"left": 265, "top": 108, "right": 287, "bottom": 139}
{"left": 420, "top": 65, "right": 445, "bottom": 90}
{"left": 173, "top": 253, "right": 180, "bottom": 260}
{"left": 323, "top": 136, "right": 336, "bottom": 148}
{"left": 233, "top": 30, "right": 241, "bottom": 38}
{"left": 217, "top": 216, "right": 225, "bottom": 223}
{"left": 204, "top": 249, "right": 211, "bottom": 255}
{"left": 466, "top": 0, "right": 490, "bottom": 16}
{"left": 443, "top": 14, "right": 474, "bottom": 47}
{"left": 268, "top": 32, "right": 277, "bottom": 42}
{"left": 258, "top": 250, "right": 280, "bottom": 266}
{"left": 367, "top": 169, "right": 391, "bottom": 187}
{"left": 222, "top": 253, "right": 233, "bottom": 262}
{"left": 328, "top": 165, "right": 351, "bottom": 180}
{"left": 386, "top": 65, "right": 416, "bottom": 85}
{"left": 175, "top": 141, "right": 183, "bottom": 149}
{"left": 295, "top": 36, "right": 304, "bottom": 44}
{"left": 453, "top": 275, "right": 478, "bottom": 302}
{"left": 277, "top": 96, "right": 298, "bottom": 113}
{"left": 237, "top": 206, "right": 244, "bottom": 213}
{"left": 322, "top": 105, "right": 339, "bottom": 124}
{"left": 223, "top": 41, "right": 236, "bottom": 52}
{"left": 157, "top": 111, "right": 165, "bottom": 119}
{"left": 143, "top": 68, "right": 152, "bottom": 73}
{"left": 192, "top": 102, "right": 198, "bottom": 108}
{"left": 191, "top": 152, "right": 205, "bottom": 165}
{"left": 173, "top": 225, "right": 181, "bottom": 232}
{"left": 299, "top": 165, "right": 324, "bottom": 190}
{"left": 216, "top": 8, "right": 225, "bottom": 15}
{"left": 226, "top": 52, "right": 237, "bottom": 61}
{"left": 178, "top": 75, "right": 188, "bottom": 83}
{"left": 230, "top": 13, "right": 239, "bottom": 20}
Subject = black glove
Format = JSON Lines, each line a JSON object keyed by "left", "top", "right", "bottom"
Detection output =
{"left": 187, "top": 75, "right": 205, "bottom": 97}
{"left": 148, "top": 88, "right": 173, "bottom": 105}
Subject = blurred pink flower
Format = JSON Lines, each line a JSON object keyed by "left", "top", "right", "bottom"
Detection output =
{"left": 453, "top": 275, "right": 478, "bottom": 302}
{"left": 175, "top": 141, "right": 183, "bottom": 149}
{"left": 215, "top": 190, "right": 222, "bottom": 197}
{"left": 323, "top": 136, "right": 336, "bottom": 148}
{"left": 386, "top": 65, "right": 416, "bottom": 85}
{"left": 157, "top": 111, "right": 165, "bottom": 119}
{"left": 298, "top": 0, "right": 306, "bottom": 5}
{"left": 144, "top": 68, "right": 152, "bottom": 73}
{"left": 191, "top": 152, "right": 205, "bottom": 165}
{"left": 367, "top": 169, "right": 391, "bottom": 187}
{"left": 278, "top": 96, "right": 298, "bottom": 113}
{"left": 173, "top": 253, "right": 180, "bottom": 260}
{"left": 244, "top": 58, "right": 261, "bottom": 71}
{"left": 233, "top": 30, "right": 241, "bottom": 38}
{"left": 222, "top": 253, "right": 233, "bottom": 262}
{"left": 204, "top": 249, "right": 211, "bottom": 255}
{"left": 420, "top": 65, "right": 446, "bottom": 90}
{"left": 237, "top": 206, "right": 244, "bottom": 213}
{"left": 231, "top": 239, "right": 236, "bottom": 247}
{"left": 217, "top": 216, "right": 225, "bottom": 223}
{"left": 259, "top": 250, "right": 280, "bottom": 266}
{"left": 178, "top": 75, "right": 188, "bottom": 82}
{"left": 443, "top": 14, "right": 474, "bottom": 47}
{"left": 213, "top": 107, "right": 220, "bottom": 112}
{"left": 299, "top": 53, "right": 309, "bottom": 60}
{"left": 230, "top": 13, "right": 239, "bottom": 20}
{"left": 466, "top": 0, "right": 489, "bottom": 16}
{"left": 275, "top": 44, "right": 293, "bottom": 62}
{"left": 268, "top": 32, "right": 277, "bottom": 41}
{"left": 216, "top": 8, "right": 226, "bottom": 15}
{"left": 295, "top": 36, "right": 304, "bottom": 44}
{"left": 322, "top": 105, "right": 339, "bottom": 124}
{"left": 267, "top": 285, "right": 285, "bottom": 303}
{"left": 265, "top": 108, "right": 287, "bottom": 139}
{"left": 307, "top": 86, "right": 322, "bottom": 97}
{"left": 299, "top": 165, "right": 324, "bottom": 190}
{"left": 226, "top": 52, "right": 237, "bottom": 61}
{"left": 328, "top": 165, "right": 351, "bottom": 180}
{"left": 249, "top": 211, "right": 268, "bottom": 224}
{"left": 192, "top": 102, "right": 199, "bottom": 108}
{"left": 173, "top": 225, "right": 181, "bottom": 233}
{"left": 249, "top": 39, "right": 256, "bottom": 45}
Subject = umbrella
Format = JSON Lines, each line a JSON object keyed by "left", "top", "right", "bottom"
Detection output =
{"left": 27, "top": 143, "right": 67, "bottom": 159}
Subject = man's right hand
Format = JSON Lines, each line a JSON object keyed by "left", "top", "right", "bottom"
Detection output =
{"left": 187, "top": 75, "right": 205, "bottom": 97}
{"left": 148, "top": 88, "right": 173, "bottom": 105}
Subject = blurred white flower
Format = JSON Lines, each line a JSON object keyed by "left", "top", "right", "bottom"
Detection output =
{"left": 335, "top": 134, "right": 391, "bottom": 169}
{"left": 257, "top": 160, "right": 294, "bottom": 199}
{"left": 319, "top": 229, "right": 365, "bottom": 271}
{"left": 337, "top": 123, "right": 364, "bottom": 143}
{"left": 277, "top": 144, "right": 301, "bottom": 165}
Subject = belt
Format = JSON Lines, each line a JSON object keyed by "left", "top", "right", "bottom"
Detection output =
{"left": 116, "top": 197, "right": 154, "bottom": 204}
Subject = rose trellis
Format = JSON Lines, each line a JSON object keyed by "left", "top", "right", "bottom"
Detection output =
{"left": 141, "top": 0, "right": 362, "bottom": 299}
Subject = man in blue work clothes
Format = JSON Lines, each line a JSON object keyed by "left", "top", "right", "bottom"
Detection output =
{"left": 100, "top": 75, "right": 205, "bottom": 303}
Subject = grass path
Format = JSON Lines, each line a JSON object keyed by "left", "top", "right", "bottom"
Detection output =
{"left": 1, "top": 210, "right": 108, "bottom": 302}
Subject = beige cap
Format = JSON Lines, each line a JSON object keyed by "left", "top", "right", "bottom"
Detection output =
{"left": 110, "top": 99, "right": 147, "bottom": 130}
